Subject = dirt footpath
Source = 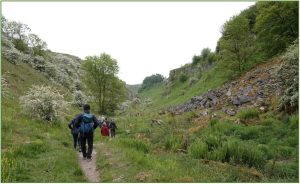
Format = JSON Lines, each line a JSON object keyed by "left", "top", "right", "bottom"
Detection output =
{"left": 78, "top": 148, "right": 100, "bottom": 182}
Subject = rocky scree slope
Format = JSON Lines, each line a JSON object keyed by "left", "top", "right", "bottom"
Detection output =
{"left": 168, "top": 58, "right": 288, "bottom": 116}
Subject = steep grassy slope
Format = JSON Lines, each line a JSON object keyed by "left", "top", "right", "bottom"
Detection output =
{"left": 138, "top": 63, "right": 232, "bottom": 110}
{"left": 1, "top": 58, "right": 86, "bottom": 182}
{"left": 97, "top": 49, "right": 298, "bottom": 182}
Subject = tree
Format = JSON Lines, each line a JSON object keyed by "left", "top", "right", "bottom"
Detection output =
{"left": 28, "top": 33, "right": 47, "bottom": 56}
{"left": 82, "top": 53, "right": 126, "bottom": 114}
{"left": 139, "top": 74, "right": 164, "bottom": 92}
{"left": 201, "top": 48, "right": 211, "bottom": 60}
{"left": 219, "top": 15, "right": 255, "bottom": 72}
{"left": 1, "top": 15, "right": 8, "bottom": 34}
{"left": 255, "top": 1, "right": 298, "bottom": 58}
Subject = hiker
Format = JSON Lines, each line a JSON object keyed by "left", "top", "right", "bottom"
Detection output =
{"left": 75, "top": 104, "right": 99, "bottom": 160}
{"left": 98, "top": 115, "right": 105, "bottom": 127}
{"left": 108, "top": 119, "right": 117, "bottom": 138}
{"left": 68, "top": 114, "right": 81, "bottom": 152}
{"left": 100, "top": 120, "right": 109, "bottom": 137}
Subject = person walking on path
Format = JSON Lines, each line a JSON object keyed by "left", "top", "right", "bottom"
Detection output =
{"left": 68, "top": 114, "right": 82, "bottom": 152}
{"left": 108, "top": 119, "right": 117, "bottom": 138}
{"left": 101, "top": 120, "right": 109, "bottom": 137}
{"left": 75, "top": 104, "right": 99, "bottom": 160}
{"left": 98, "top": 115, "right": 105, "bottom": 127}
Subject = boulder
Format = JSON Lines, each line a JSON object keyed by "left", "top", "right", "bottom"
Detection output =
{"left": 191, "top": 96, "right": 203, "bottom": 103}
{"left": 224, "top": 108, "right": 236, "bottom": 116}
{"left": 232, "top": 95, "right": 252, "bottom": 106}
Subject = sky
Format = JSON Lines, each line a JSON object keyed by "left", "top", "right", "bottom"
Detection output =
{"left": 2, "top": 2, "right": 255, "bottom": 85}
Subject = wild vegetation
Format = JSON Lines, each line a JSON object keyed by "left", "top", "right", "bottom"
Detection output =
{"left": 82, "top": 53, "right": 127, "bottom": 115}
{"left": 1, "top": 1, "right": 298, "bottom": 182}
{"left": 97, "top": 1, "right": 298, "bottom": 182}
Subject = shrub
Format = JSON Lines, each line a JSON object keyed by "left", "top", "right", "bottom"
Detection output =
{"left": 30, "top": 56, "right": 46, "bottom": 72}
{"left": 20, "top": 53, "right": 33, "bottom": 63}
{"left": 19, "top": 85, "right": 69, "bottom": 122}
{"left": 225, "top": 139, "right": 266, "bottom": 168}
{"left": 188, "top": 140, "right": 208, "bottom": 159}
{"left": 164, "top": 135, "right": 181, "bottom": 151}
{"left": 44, "top": 63, "right": 71, "bottom": 88}
{"left": 73, "top": 90, "right": 87, "bottom": 107}
{"left": 179, "top": 73, "right": 188, "bottom": 83}
{"left": 205, "top": 135, "right": 221, "bottom": 151}
{"left": 289, "top": 114, "right": 298, "bottom": 129}
{"left": 1, "top": 35, "right": 15, "bottom": 49}
{"left": 277, "top": 42, "right": 299, "bottom": 113}
{"left": 2, "top": 48, "right": 21, "bottom": 65}
{"left": 237, "top": 108, "right": 260, "bottom": 119}
{"left": 13, "top": 39, "right": 30, "bottom": 53}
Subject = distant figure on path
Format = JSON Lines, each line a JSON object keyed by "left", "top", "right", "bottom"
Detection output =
{"left": 98, "top": 114, "right": 105, "bottom": 127}
{"left": 75, "top": 104, "right": 99, "bottom": 160}
{"left": 68, "top": 114, "right": 81, "bottom": 152}
{"left": 108, "top": 119, "right": 117, "bottom": 138}
{"left": 101, "top": 120, "right": 110, "bottom": 137}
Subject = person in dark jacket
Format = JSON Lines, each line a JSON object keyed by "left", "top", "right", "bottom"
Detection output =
{"left": 108, "top": 119, "right": 117, "bottom": 138}
{"left": 75, "top": 104, "right": 99, "bottom": 160}
{"left": 68, "top": 114, "right": 82, "bottom": 151}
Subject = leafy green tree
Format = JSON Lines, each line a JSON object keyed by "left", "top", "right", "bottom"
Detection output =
{"left": 201, "top": 48, "right": 211, "bottom": 60}
{"left": 179, "top": 73, "right": 188, "bottom": 83}
{"left": 219, "top": 15, "right": 255, "bottom": 72}
{"left": 82, "top": 53, "right": 126, "bottom": 114}
{"left": 139, "top": 74, "right": 164, "bottom": 92}
{"left": 255, "top": 1, "right": 298, "bottom": 58}
{"left": 192, "top": 55, "right": 202, "bottom": 65}
{"left": 2, "top": 19, "right": 31, "bottom": 52}
{"left": 28, "top": 33, "right": 47, "bottom": 56}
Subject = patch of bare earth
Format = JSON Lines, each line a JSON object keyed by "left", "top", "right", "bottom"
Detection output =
{"left": 78, "top": 147, "right": 100, "bottom": 182}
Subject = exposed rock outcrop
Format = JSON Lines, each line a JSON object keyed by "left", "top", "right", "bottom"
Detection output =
{"left": 168, "top": 59, "right": 284, "bottom": 114}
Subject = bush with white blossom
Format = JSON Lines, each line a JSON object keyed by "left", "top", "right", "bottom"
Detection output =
{"left": 2, "top": 47, "right": 21, "bottom": 65}
{"left": 73, "top": 90, "right": 88, "bottom": 107}
{"left": 19, "top": 85, "right": 69, "bottom": 122}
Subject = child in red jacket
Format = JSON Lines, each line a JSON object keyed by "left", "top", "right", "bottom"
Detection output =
{"left": 101, "top": 122, "right": 109, "bottom": 136}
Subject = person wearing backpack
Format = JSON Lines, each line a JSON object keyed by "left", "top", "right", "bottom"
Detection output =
{"left": 68, "top": 114, "right": 82, "bottom": 152}
{"left": 108, "top": 119, "right": 117, "bottom": 138}
{"left": 75, "top": 104, "right": 99, "bottom": 160}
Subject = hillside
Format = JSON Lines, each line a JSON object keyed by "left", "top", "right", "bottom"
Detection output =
{"left": 1, "top": 1, "right": 298, "bottom": 182}
{"left": 96, "top": 2, "right": 298, "bottom": 182}
{"left": 1, "top": 36, "right": 88, "bottom": 182}
{"left": 100, "top": 44, "right": 298, "bottom": 182}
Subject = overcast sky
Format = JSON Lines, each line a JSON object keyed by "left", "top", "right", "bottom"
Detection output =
{"left": 2, "top": 2, "right": 255, "bottom": 85}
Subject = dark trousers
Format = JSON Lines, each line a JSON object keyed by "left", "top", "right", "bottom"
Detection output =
{"left": 80, "top": 134, "right": 93, "bottom": 158}
{"left": 110, "top": 129, "right": 116, "bottom": 137}
{"left": 72, "top": 133, "right": 81, "bottom": 149}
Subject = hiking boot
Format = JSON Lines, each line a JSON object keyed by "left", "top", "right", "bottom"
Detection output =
{"left": 87, "top": 157, "right": 92, "bottom": 161}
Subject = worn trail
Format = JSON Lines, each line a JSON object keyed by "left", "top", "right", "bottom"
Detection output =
{"left": 78, "top": 145, "right": 100, "bottom": 182}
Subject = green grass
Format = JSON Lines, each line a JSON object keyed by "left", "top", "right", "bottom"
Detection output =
{"left": 1, "top": 59, "right": 86, "bottom": 182}
{"left": 138, "top": 64, "right": 234, "bottom": 110}
{"left": 110, "top": 106, "right": 298, "bottom": 182}
{"left": 237, "top": 108, "right": 260, "bottom": 119}
{"left": 97, "top": 137, "right": 266, "bottom": 182}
